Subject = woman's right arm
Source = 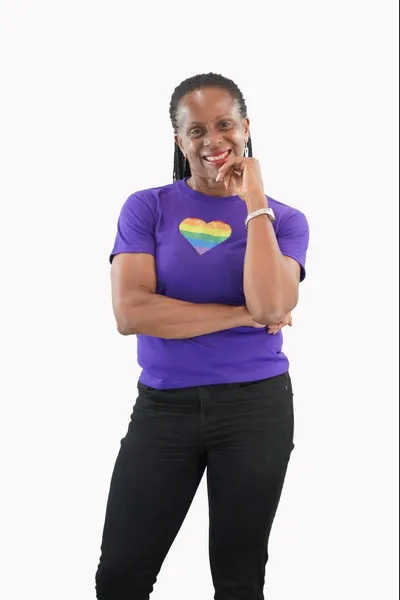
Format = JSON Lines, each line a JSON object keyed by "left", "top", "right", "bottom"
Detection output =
{"left": 111, "top": 253, "right": 253, "bottom": 339}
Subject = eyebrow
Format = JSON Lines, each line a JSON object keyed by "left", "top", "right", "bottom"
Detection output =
{"left": 188, "top": 114, "right": 234, "bottom": 126}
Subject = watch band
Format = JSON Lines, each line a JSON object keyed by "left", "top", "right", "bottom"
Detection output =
{"left": 245, "top": 207, "right": 275, "bottom": 228}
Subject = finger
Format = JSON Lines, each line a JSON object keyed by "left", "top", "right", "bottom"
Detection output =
{"left": 283, "top": 313, "right": 292, "bottom": 326}
{"left": 225, "top": 167, "right": 239, "bottom": 190}
{"left": 216, "top": 163, "right": 233, "bottom": 182}
{"left": 231, "top": 172, "right": 241, "bottom": 191}
{"left": 232, "top": 171, "right": 242, "bottom": 186}
{"left": 216, "top": 156, "right": 245, "bottom": 181}
{"left": 216, "top": 164, "right": 233, "bottom": 183}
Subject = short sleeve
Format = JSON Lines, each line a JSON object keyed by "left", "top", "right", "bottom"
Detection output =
{"left": 109, "top": 193, "right": 156, "bottom": 264}
{"left": 277, "top": 210, "right": 310, "bottom": 282}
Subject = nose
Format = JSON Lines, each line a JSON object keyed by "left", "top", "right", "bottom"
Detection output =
{"left": 202, "top": 131, "right": 223, "bottom": 148}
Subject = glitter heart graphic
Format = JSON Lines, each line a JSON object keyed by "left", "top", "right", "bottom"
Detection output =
{"left": 179, "top": 218, "right": 232, "bottom": 255}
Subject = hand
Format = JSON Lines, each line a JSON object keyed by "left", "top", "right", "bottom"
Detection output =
{"left": 267, "top": 312, "right": 293, "bottom": 335}
{"left": 216, "top": 155, "right": 265, "bottom": 203}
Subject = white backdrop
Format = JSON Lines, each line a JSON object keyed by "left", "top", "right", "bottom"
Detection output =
{"left": 0, "top": 1, "right": 398, "bottom": 599}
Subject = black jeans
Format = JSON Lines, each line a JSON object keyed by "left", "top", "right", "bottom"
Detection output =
{"left": 95, "top": 372, "right": 295, "bottom": 600}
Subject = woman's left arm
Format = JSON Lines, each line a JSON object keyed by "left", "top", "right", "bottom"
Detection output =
{"left": 216, "top": 155, "right": 308, "bottom": 325}
{"left": 243, "top": 194, "right": 301, "bottom": 325}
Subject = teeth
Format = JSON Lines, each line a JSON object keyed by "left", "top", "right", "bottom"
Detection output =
{"left": 205, "top": 151, "right": 229, "bottom": 162}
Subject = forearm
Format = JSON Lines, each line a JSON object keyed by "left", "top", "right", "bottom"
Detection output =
{"left": 118, "top": 293, "right": 249, "bottom": 339}
{"left": 244, "top": 196, "right": 298, "bottom": 324}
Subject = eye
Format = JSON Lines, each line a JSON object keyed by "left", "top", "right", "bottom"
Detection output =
{"left": 189, "top": 128, "right": 202, "bottom": 136}
{"left": 219, "top": 121, "right": 233, "bottom": 128}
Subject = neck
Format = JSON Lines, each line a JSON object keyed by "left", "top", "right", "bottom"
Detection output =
{"left": 187, "top": 174, "right": 236, "bottom": 197}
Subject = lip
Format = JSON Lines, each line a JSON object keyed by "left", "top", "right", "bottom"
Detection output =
{"left": 202, "top": 148, "right": 232, "bottom": 166}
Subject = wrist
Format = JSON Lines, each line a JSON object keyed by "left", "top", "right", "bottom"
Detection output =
{"left": 245, "top": 193, "right": 268, "bottom": 213}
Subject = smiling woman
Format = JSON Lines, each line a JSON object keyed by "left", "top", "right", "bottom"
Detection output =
{"left": 95, "top": 72, "right": 310, "bottom": 600}
{"left": 170, "top": 74, "right": 253, "bottom": 182}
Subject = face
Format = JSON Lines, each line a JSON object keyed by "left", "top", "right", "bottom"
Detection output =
{"left": 174, "top": 87, "right": 250, "bottom": 178}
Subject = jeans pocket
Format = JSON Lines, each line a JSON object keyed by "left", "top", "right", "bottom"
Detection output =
{"left": 285, "top": 372, "right": 294, "bottom": 396}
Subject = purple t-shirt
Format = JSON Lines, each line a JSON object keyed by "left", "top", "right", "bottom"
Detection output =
{"left": 110, "top": 177, "right": 309, "bottom": 389}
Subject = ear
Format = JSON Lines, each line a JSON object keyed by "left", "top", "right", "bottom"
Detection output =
{"left": 243, "top": 117, "right": 250, "bottom": 142}
{"left": 174, "top": 135, "right": 186, "bottom": 156}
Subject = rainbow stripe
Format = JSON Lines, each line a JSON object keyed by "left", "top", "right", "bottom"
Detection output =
{"left": 179, "top": 218, "right": 232, "bottom": 255}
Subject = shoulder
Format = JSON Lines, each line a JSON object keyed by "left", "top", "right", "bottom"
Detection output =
{"left": 267, "top": 195, "right": 309, "bottom": 236}
{"left": 117, "top": 181, "right": 180, "bottom": 224}
{"left": 125, "top": 181, "right": 180, "bottom": 207}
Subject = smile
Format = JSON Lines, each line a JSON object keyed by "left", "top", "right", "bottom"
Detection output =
{"left": 203, "top": 149, "right": 232, "bottom": 164}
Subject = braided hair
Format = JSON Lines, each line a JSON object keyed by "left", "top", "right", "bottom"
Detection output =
{"left": 169, "top": 73, "right": 253, "bottom": 182}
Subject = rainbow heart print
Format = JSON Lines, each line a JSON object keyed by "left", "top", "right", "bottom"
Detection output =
{"left": 179, "top": 218, "right": 232, "bottom": 255}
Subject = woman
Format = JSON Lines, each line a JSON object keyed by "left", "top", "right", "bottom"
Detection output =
{"left": 95, "top": 72, "right": 310, "bottom": 600}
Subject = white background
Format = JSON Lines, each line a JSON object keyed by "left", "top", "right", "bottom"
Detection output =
{"left": 0, "top": 1, "right": 398, "bottom": 598}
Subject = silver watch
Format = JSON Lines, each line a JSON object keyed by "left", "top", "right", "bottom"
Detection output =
{"left": 245, "top": 207, "right": 276, "bottom": 228}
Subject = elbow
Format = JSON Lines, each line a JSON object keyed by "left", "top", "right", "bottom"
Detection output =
{"left": 251, "top": 310, "right": 286, "bottom": 326}
{"left": 117, "top": 323, "right": 132, "bottom": 336}
{"left": 114, "top": 294, "right": 151, "bottom": 336}
{"left": 248, "top": 294, "right": 298, "bottom": 326}
{"left": 250, "top": 303, "right": 291, "bottom": 326}
{"left": 253, "top": 302, "right": 298, "bottom": 326}
{"left": 113, "top": 292, "right": 151, "bottom": 336}
{"left": 116, "top": 312, "right": 138, "bottom": 336}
